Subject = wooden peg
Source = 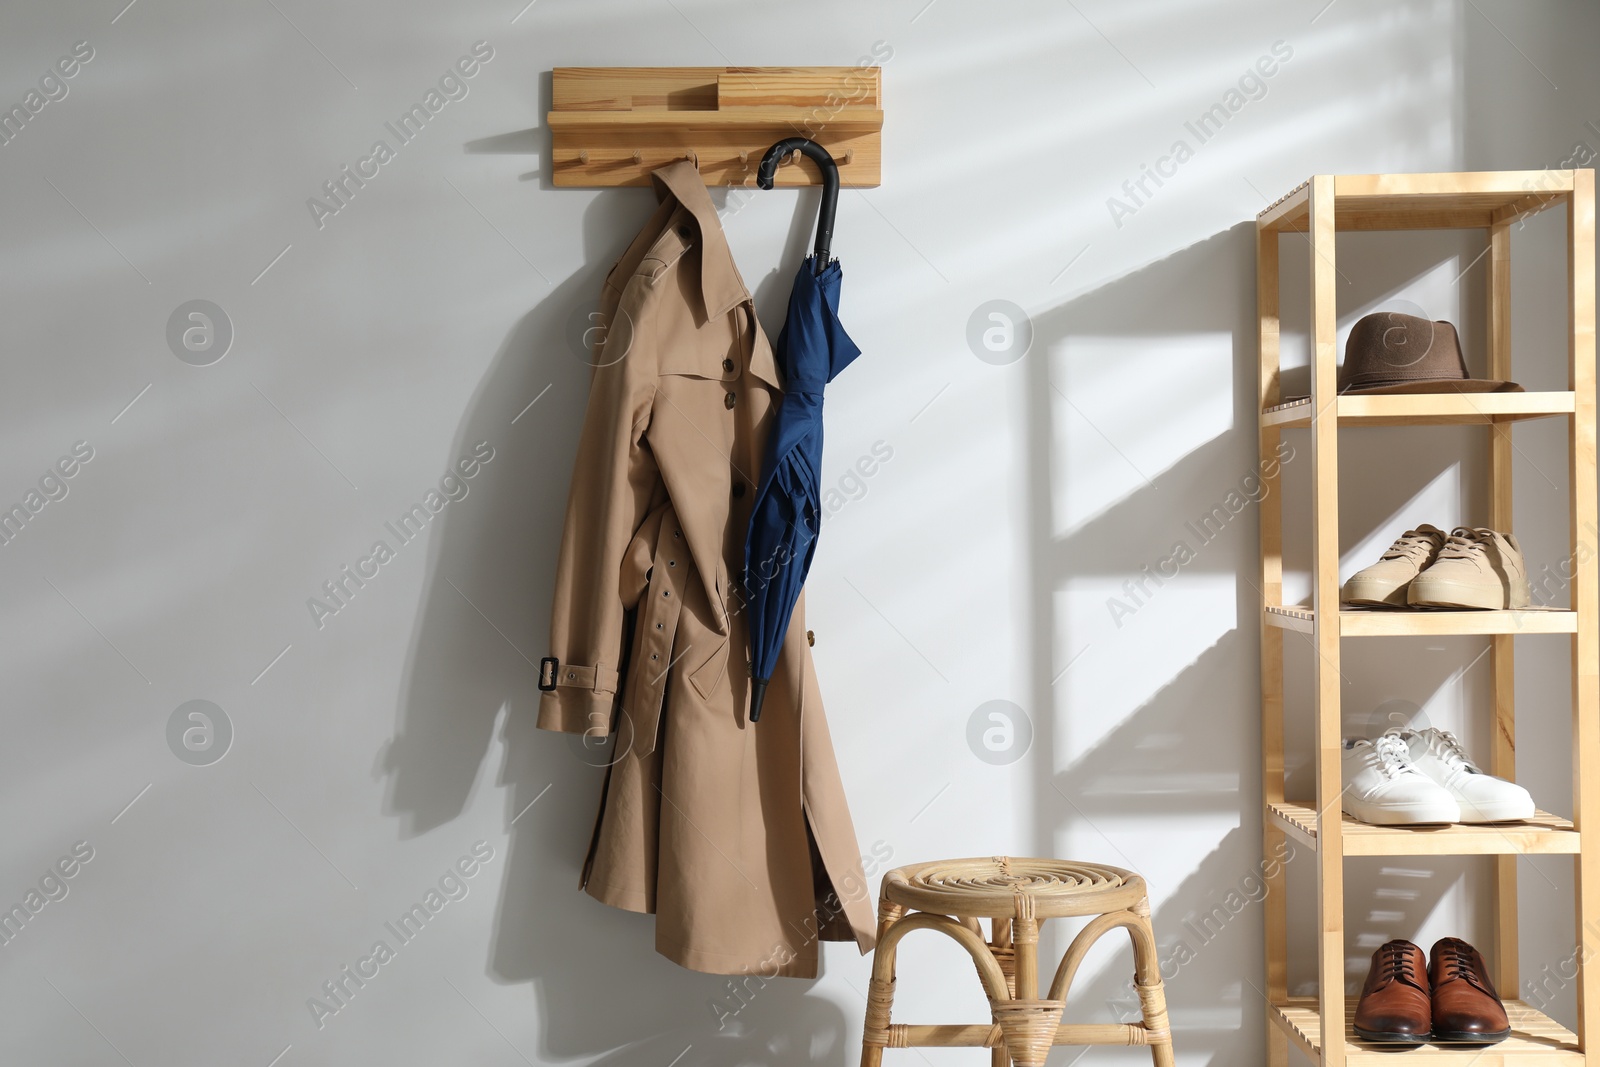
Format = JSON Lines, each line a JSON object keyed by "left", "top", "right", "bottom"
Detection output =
{"left": 577, "top": 149, "right": 589, "bottom": 165}
{"left": 632, "top": 150, "right": 643, "bottom": 165}
{"left": 842, "top": 148, "right": 855, "bottom": 166}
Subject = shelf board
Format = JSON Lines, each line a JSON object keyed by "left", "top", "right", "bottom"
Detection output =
{"left": 1262, "top": 391, "right": 1576, "bottom": 428}
{"left": 1265, "top": 605, "right": 1578, "bottom": 637}
{"left": 1271, "top": 998, "right": 1581, "bottom": 1063}
{"left": 1267, "top": 802, "right": 1580, "bottom": 856}
{"left": 1257, "top": 171, "right": 1575, "bottom": 232}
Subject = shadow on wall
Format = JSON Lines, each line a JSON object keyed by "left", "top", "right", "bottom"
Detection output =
{"left": 373, "top": 184, "right": 858, "bottom": 1064}
{"left": 1013, "top": 224, "right": 1479, "bottom": 1062}
{"left": 1016, "top": 224, "right": 1276, "bottom": 1063}
{"left": 370, "top": 185, "right": 1503, "bottom": 1067}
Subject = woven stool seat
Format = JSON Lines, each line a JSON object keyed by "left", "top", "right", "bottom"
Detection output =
{"left": 884, "top": 857, "right": 1146, "bottom": 919}
{"left": 860, "top": 856, "right": 1174, "bottom": 1067}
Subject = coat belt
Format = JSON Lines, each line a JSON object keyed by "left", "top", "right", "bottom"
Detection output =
{"left": 623, "top": 506, "right": 690, "bottom": 756}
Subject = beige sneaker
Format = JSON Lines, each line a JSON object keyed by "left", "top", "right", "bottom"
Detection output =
{"left": 1408, "top": 527, "right": 1530, "bottom": 610}
{"left": 1343, "top": 525, "right": 1446, "bottom": 607}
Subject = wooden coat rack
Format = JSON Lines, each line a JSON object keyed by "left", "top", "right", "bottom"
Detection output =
{"left": 547, "top": 66, "right": 882, "bottom": 188}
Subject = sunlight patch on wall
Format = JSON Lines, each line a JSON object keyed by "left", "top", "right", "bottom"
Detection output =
{"left": 1048, "top": 332, "right": 1234, "bottom": 536}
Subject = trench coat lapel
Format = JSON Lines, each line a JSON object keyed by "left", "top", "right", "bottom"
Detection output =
{"left": 651, "top": 162, "right": 782, "bottom": 392}
{"left": 645, "top": 161, "right": 783, "bottom": 636}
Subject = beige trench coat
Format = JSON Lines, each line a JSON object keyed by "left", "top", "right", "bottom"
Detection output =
{"left": 538, "top": 160, "right": 876, "bottom": 977}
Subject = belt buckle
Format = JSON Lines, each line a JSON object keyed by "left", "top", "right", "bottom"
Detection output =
{"left": 538, "top": 657, "right": 559, "bottom": 692}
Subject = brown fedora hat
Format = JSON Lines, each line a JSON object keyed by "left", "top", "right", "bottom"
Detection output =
{"left": 1339, "top": 312, "right": 1521, "bottom": 394}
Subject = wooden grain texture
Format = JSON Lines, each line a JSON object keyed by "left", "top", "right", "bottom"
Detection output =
{"left": 1258, "top": 171, "right": 1574, "bottom": 232}
{"left": 1263, "top": 605, "right": 1579, "bottom": 637}
{"left": 1257, "top": 221, "right": 1290, "bottom": 1067}
{"left": 1271, "top": 997, "right": 1582, "bottom": 1063}
{"left": 1566, "top": 167, "right": 1599, "bottom": 1066}
{"left": 548, "top": 67, "right": 883, "bottom": 188}
{"left": 1339, "top": 607, "right": 1578, "bottom": 637}
{"left": 1492, "top": 191, "right": 1571, "bottom": 225}
{"left": 546, "top": 107, "right": 883, "bottom": 132}
{"left": 550, "top": 66, "right": 880, "bottom": 109}
{"left": 1336, "top": 170, "right": 1576, "bottom": 197}
{"left": 552, "top": 66, "right": 721, "bottom": 110}
{"left": 1488, "top": 217, "right": 1521, "bottom": 998}
{"left": 1310, "top": 173, "right": 1347, "bottom": 1067}
{"left": 1262, "top": 391, "right": 1576, "bottom": 428}
{"left": 717, "top": 66, "right": 880, "bottom": 108}
{"left": 1267, "top": 802, "right": 1581, "bottom": 856}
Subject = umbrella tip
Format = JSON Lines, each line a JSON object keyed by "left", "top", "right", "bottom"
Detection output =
{"left": 749, "top": 679, "right": 769, "bottom": 723}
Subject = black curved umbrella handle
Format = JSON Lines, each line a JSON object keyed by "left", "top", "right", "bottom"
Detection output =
{"left": 756, "top": 137, "right": 839, "bottom": 273}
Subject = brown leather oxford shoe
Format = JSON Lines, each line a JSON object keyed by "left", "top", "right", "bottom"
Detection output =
{"left": 1353, "top": 939, "right": 1432, "bottom": 1044}
{"left": 1430, "top": 937, "right": 1511, "bottom": 1044}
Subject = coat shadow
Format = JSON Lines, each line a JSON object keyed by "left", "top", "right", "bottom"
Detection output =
{"left": 377, "top": 179, "right": 856, "bottom": 1061}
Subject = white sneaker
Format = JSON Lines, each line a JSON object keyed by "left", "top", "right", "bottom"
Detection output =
{"left": 1342, "top": 734, "right": 1461, "bottom": 825}
{"left": 1399, "top": 727, "right": 1536, "bottom": 823}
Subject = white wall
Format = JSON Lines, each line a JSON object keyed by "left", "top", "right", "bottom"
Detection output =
{"left": 2, "top": 2, "right": 1596, "bottom": 1065}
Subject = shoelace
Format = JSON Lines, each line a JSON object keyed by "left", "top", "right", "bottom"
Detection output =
{"left": 1378, "top": 942, "right": 1423, "bottom": 989}
{"left": 1369, "top": 734, "right": 1420, "bottom": 779}
{"left": 1436, "top": 528, "right": 1489, "bottom": 562}
{"left": 1421, "top": 729, "right": 1483, "bottom": 775}
{"left": 1382, "top": 529, "right": 1442, "bottom": 564}
{"left": 1434, "top": 941, "right": 1491, "bottom": 994}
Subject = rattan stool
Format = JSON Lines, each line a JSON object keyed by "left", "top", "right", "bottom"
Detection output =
{"left": 859, "top": 857, "right": 1174, "bottom": 1067}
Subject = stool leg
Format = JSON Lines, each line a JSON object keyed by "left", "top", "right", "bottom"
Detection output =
{"left": 990, "top": 918, "right": 1013, "bottom": 1067}
{"left": 1129, "top": 899, "right": 1175, "bottom": 1067}
{"left": 991, "top": 899, "right": 1064, "bottom": 1067}
{"left": 860, "top": 897, "right": 905, "bottom": 1067}
{"left": 991, "top": 917, "right": 1016, "bottom": 997}
{"left": 1014, "top": 914, "right": 1038, "bottom": 1002}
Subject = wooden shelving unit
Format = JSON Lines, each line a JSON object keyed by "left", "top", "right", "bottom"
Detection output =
{"left": 1256, "top": 171, "right": 1598, "bottom": 1066}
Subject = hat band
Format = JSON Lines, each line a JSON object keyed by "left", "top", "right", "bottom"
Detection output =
{"left": 1345, "top": 371, "right": 1467, "bottom": 388}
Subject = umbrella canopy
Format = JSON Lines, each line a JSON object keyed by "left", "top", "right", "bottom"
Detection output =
{"left": 742, "top": 256, "right": 861, "bottom": 722}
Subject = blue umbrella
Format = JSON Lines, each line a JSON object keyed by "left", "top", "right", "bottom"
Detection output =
{"left": 743, "top": 138, "right": 862, "bottom": 723}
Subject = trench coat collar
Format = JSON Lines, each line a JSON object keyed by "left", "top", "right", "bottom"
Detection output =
{"left": 650, "top": 161, "right": 782, "bottom": 393}
{"left": 651, "top": 160, "right": 751, "bottom": 323}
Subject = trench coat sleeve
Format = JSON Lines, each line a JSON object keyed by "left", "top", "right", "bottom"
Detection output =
{"left": 538, "top": 283, "right": 659, "bottom": 738}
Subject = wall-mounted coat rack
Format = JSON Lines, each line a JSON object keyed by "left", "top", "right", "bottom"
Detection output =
{"left": 547, "top": 66, "right": 882, "bottom": 188}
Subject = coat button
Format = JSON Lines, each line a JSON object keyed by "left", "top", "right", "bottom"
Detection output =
{"left": 724, "top": 391, "right": 736, "bottom": 409}
{"left": 676, "top": 224, "right": 692, "bottom": 240}
{"left": 807, "top": 630, "right": 815, "bottom": 646}
{"left": 732, "top": 483, "right": 746, "bottom": 499}
{"left": 723, "top": 358, "right": 735, "bottom": 373}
